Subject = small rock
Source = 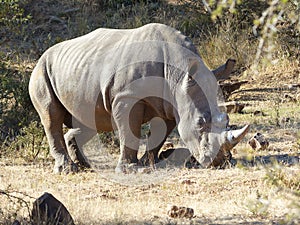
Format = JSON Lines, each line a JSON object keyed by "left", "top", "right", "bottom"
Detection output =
{"left": 167, "top": 204, "right": 194, "bottom": 219}
{"left": 137, "top": 167, "right": 153, "bottom": 174}
{"left": 31, "top": 192, "right": 75, "bottom": 225}
{"left": 283, "top": 93, "right": 297, "bottom": 103}
{"left": 180, "top": 179, "right": 196, "bottom": 185}
{"left": 248, "top": 133, "right": 269, "bottom": 150}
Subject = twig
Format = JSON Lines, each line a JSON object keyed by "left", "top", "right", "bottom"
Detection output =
{"left": 0, "top": 189, "right": 34, "bottom": 218}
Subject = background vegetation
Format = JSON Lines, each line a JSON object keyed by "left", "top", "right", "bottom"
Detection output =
{"left": 1, "top": 0, "right": 299, "bottom": 154}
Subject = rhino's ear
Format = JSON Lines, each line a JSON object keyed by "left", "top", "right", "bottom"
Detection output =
{"left": 212, "top": 59, "right": 236, "bottom": 81}
{"left": 188, "top": 58, "right": 200, "bottom": 78}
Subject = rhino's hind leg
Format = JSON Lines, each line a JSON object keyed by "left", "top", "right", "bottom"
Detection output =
{"left": 29, "top": 65, "right": 76, "bottom": 174}
{"left": 36, "top": 105, "right": 76, "bottom": 174}
{"left": 45, "top": 124, "right": 77, "bottom": 174}
{"left": 64, "top": 127, "right": 95, "bottom": 169}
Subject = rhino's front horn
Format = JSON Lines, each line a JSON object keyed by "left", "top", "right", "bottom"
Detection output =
{"left": 224, "top": 125, "right": 250, "bottom": 147}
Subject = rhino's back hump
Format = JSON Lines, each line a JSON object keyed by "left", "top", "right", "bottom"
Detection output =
{"left": 44, "top": 23, "right": 195, "bottom": 87}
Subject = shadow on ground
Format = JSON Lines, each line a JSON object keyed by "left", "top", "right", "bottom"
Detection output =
{"left": 236, "top": 153, "right": 300, "bottom": 167}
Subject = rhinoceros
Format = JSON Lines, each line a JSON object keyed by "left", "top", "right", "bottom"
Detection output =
{"left": 29, "top": 23, "right": 249, "bottom": 173}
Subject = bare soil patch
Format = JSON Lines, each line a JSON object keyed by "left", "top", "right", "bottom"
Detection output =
{"left": 1, "top": 136, "right": 299, "bottom": 225}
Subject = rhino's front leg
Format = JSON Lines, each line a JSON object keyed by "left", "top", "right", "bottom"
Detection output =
{"left": 139, "top": 119, "right": 176, "bottom": 166}
{"left": 113, "top": 100, "right": 144, "bottom": 173}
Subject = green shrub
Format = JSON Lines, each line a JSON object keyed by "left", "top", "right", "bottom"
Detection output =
{"left": 1, "top": 121, "right": 48, "bottom": 160}
{"left": 0, "top": 55, "right": 37, "bottom": 143}
{"left": 265, "top": 166, "right": 300, "bottom": 193}
{"left": 0, "top": 0, "right": 31, "bottom": 40}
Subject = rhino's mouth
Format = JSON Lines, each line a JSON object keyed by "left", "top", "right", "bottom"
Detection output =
{"left": 194, "top": 124, "right": 250, "bottom": 168}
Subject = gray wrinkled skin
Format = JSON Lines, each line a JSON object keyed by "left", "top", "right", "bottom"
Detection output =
{"left": 29, "top": 23, "right": 247, "bottom": 173}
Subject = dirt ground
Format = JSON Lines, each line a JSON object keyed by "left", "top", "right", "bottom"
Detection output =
{"left": 0, "top": 157, "right": 299, "bottom": 224}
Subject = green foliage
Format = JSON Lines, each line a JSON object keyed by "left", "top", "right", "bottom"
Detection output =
{"left": 247, "top": 190, "right": 270, "bottom": 217}
{"left": 247, "top": 166, "right": 300, "bottom": 221}
{"left": 0, "top": 0, "right": 31, "bottom": 39}
{"left": 0, "top": 54, "right": 36, "bottom": 143}
{"left": 98, "top": 131, "right": 120, "bottom": 154}
{"left": 202, "top": 0, "right": 300, "bottom": 69}
{"left": 0, "top": 0, "right": 35, "bottom": 147}
{"left": 264, "top": 166, "right": 300, "bottom": 223}
{"left": 1, "top": 121, "right": 48, "bottom": 160}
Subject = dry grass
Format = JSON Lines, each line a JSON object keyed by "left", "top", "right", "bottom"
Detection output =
{"left": 1, "top": 160, "right": 299, "bottom": 225}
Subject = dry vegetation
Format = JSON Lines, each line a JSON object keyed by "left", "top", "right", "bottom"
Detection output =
{"left": 1, "top": 157, "right": 300, "bottom": 224}
{"left": 0, "top": 0, "right": 299, "bottom": 224}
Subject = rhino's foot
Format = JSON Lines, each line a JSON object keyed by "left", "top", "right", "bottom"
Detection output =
{"left": 220, "top": 158, "right": 236, "bottom": 169}
{"left": 71, "top": 158, "right": 91, "bottom": 171}
{"left": 139, "top": 153, "right": 160, "bottom": 167}
{"left": 115, "top": 163, "right": 145, "bottom": 174}
{"left": 76, "top": 158, "right": 91, "bottom": 169}
{"left": 53, "top": 161, "right": 78, "bottom": 174}
{"left": 65, "top": 137, "right": 91, "bottom": 169}
{"left": 115, "top": 163, "right": 157, "bottom": 174}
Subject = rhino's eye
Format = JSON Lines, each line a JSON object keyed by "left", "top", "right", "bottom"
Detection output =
{"left": 187, "top": 75, "right": 196, "bottom": 86}
{"left": 197, "top": 117, "right": 207, "bottom": 127}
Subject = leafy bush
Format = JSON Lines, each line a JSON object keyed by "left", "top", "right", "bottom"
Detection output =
{"left": 264, "top": 166, "right": 300, "bottom": 223}
{"left": 98, "top": 131, "right": 120, "bottom": 154}
{"left": 0, "top": 55, "right": 37, "bottom": 144}
{"left": 0, "top": 0, "right": 31, "bottom": 40}
{"left": 1, "top": 121, "right": 48, "bottom": 160}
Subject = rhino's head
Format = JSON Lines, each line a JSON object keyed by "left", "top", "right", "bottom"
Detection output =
{"left": 175, "top": 58, "right": 249, "bottom": 168}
